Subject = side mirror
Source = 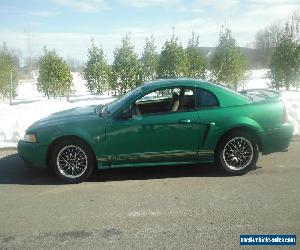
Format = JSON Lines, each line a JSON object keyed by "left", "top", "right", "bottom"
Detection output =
{"left": 118, "top": 106, "right": 132, "bottom": 120}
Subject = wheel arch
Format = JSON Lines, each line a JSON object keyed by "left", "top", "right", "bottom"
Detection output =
{"left": 215, "top": 126, "right": 262, "bottom": 154}
{"left": 46, "top": 135, "right": 97, "bottom": 167}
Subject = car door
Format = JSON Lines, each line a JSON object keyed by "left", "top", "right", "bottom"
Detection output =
{"left": 194, "top": 88, "right": 221, "bottom": 160}
{"left": 105, "top": 87, "right": 207, "bottom": 166}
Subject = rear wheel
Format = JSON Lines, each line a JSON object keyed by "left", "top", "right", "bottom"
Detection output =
{"left": 216, "top": 131, "right": 258, "bottom": 175}
{"left": 50, "top": 138, "right": 95, "bottom": 183}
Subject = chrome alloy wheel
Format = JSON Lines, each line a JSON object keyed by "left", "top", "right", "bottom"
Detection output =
{"left": 222, "top": 137, "right": 253, "bottom": 171}
{"left": 56, "top": 145, "right": 88, "bottom": 179}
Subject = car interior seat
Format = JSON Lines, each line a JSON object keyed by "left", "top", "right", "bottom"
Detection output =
{"left": 170, "top": 92, "right": 180, "bottom": 112}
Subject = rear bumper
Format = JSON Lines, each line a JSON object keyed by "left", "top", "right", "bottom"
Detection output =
{"left": 260, "top": 122, "right": 294, "bottom": 155}
{"left": 17, "top": 141, "right": 47, "bottom": 168}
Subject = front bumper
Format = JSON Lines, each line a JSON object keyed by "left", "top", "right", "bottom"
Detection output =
{"left": 260, "top": 122, "right": 294, "bottom": 155}
{"left": 17, "top": 140, "right": 48, "bottom": 168}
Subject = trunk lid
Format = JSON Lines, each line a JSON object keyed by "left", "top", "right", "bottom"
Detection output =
{"left": 239, "top": 89, "right": 280, "bottom": 103}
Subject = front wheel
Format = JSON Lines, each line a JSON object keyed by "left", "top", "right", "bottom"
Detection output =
{"left": 216, "top": 131, "right": 258, "bottom": 175}
{"left": 50, "top": 139, "right": 95, "bottom": 183}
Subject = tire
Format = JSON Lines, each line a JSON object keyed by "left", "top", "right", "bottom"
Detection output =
{"left": 50, "top": 138, "right": 96, "bottom": 183}
{"left": 215, "top": 131, "right": 258, "bottom": 175}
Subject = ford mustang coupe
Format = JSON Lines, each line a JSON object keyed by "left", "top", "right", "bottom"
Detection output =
{"left": 18, "top": 79, "right": 294, "bottom": 183}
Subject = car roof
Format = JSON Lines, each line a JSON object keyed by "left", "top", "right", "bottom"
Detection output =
{"left": 143, "top": 78, "right": 210, "bottom": 88}
{"left": 142, "top": 78, "right": 251, "bottom": 107}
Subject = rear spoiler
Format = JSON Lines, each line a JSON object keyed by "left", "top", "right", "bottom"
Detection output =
{"left": 239, "top": 89, "right": 281, "bottom": 102}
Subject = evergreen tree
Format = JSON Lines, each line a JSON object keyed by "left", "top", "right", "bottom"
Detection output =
{"left": 0, "top": 42, "right": 18, "bottom": 100}
{"left": 211, "top": 27, "right": 247, "bottom": 90}
{"left": 112, "top": 34, "right": 140, "bottom": 94}
{"left": 270, "top": 14, "right": 300, "bottom": 90}
{"left": 140, "top": 35, "right": 158, "bottom": 82}
{"left": 157, "top": 34, "right": 187, "bottom": 78}
{"left": 83, "top": 40, "right": 110, "bottom": 94}
{"left": 186, "top": 32, "right": 206, "bottom": 79}
{"left": 37, "top": 48, "right": 73, "bottom": 99}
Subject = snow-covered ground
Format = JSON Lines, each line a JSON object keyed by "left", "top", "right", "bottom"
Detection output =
{"left": 242, "top": 69, "right": 270, "bottom": 89}
{"left": 0, "top": 70, "right": 299, "bottom": 148}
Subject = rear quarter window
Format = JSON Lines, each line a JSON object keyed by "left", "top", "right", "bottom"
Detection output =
{"left": 196, "top": 89, "right": 220, "bottom": 108}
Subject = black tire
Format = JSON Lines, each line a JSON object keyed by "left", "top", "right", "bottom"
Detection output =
{"left": 215, "top": 131, "right": 258, "bottom": 175}
{"left": 50, "top": 138, "right": 96, "bottom": 184}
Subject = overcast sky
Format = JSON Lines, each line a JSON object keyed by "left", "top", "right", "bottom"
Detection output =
{"left": 0, "top": 0, "right": 299, "bottom": 63}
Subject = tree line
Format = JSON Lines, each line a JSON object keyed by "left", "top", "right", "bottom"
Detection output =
{"left": 0, "top": 10, "right": 299, "bottom": 100}
{"left": 83, "top": 27, "right": 247, "bottom": 96}
{"left": 32, "top": 26, "right": 246, "bottom": 99}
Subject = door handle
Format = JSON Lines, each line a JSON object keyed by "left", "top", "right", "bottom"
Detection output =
{"left": 179, "top": 119, "right": 191, "bottom": 123}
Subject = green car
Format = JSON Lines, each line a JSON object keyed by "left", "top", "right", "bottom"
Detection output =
{"left": 18, "top": 79, "right": 294, "bottom": 183}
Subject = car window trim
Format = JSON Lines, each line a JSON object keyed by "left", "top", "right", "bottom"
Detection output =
{"left": 133, "top": 108, "right": 197, "bottom": 118}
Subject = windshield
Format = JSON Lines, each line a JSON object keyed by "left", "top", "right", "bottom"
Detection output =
{"left": 101, "top": 85, "right": 145, "bottom": 117}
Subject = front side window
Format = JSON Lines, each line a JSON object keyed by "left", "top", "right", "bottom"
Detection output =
{"left": 196, "top": 89, "right": 219, "bottom": 109}
{"left": 133, "top": 87, "right": 196, "bottom": 116}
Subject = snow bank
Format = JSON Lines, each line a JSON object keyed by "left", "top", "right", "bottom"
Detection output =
{"left": 0, "top": 70, "right": 299, "bottom": 148}
{"left": 0, "top": 97, "right": 114, "bottom": 148}
{"left": 281, "top": 91, "right": 300, "bottom": 135}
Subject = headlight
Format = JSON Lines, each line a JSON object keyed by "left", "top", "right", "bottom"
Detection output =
{"left": 23, "top": 133, "right": 37, "bottom": 143}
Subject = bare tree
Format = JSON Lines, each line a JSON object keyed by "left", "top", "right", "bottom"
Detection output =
{"left": 254, "top": 22, "right": 283, "bottom": 68}
{"left": 285, "top": 10, "right": 300, "bottom": 42}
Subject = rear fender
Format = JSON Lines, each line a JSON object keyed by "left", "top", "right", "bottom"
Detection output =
{"left": 202, "top": 117, "right": 263, "bottom": 151}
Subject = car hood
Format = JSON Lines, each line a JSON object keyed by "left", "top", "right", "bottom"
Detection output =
{"left": 49, "top": 105, "right": 97, "bottom": 118}
{"left": 28, "top": 105, "right": 102, "bottom": 130}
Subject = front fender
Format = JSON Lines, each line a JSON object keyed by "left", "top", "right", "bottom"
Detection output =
{"left": 36, "top": 120, "right": 107, "bottom": 166}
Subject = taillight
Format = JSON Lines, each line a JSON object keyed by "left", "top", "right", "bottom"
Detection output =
{"left": 282, "top": 104, "right": 288, "bottom": 123}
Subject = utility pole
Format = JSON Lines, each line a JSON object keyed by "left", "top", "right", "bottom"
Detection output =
{"left": 25, "top": 24, "right": 33, "bottom": 80}
{"left": 10, "top": 70, "right": 13, "bottom": 105}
